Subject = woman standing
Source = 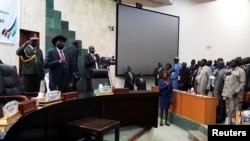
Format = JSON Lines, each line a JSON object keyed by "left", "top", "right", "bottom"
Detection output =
{"left": 158, "top": 70, "right": 173, "bottom": 126}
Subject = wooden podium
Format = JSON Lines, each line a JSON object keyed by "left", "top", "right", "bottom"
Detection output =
{"left": 169, "top": 90, "right": 219, "bottom": 125}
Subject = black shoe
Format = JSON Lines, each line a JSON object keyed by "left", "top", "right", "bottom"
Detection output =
{"left": 160, "top": 122, "right": 163, "bottom": 126}
{"left": 165, "top": 123, "right": 170, "bottom": 126}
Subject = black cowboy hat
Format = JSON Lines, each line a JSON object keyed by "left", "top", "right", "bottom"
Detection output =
{"left": 52, "top": 35, "right": 67, "bottom": 46}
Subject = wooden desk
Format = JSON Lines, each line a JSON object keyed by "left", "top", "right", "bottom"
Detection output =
{"left": 1, "top": 91, "right": 160, "bottom": 141}
{"left": 169, "top": 90, "right": 182, "bottom": 115}
{"left": 169, "top": 90, "right": 219, "bottom": 125}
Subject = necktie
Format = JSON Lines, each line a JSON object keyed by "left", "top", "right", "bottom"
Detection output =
{"left": 140, "top": 78, "right": 143, "bottom": 82}
{"left": 95, "top": 60, "right": 98, "bottom": 69}
{"left": 157, "top": 67, "right": 161, "bottom": 79}
{"left": 92, "top": 54, "right": 98, "bottom": 69}
{"left": 59, "top": 51, "right": 66, "bottom": 67}
{"left": 59, "top": 50, "right": 65, "bottom": 60}
{"left": 129, "top": 72, "right": 133, "bottom": 80}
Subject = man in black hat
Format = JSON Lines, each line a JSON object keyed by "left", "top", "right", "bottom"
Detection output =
{"left": 16, "top": 33, "right": 45, "bottom": 92}
{"left": 44, "top": 35, "right": 74, "bottom": 92}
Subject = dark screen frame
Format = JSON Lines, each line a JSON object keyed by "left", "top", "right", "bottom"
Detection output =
{"left": 115, "top": 3, "right": 180, "bottom": 76}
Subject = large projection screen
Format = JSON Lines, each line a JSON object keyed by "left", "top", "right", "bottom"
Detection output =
{"left": 116, "top": 4, "right": 180, "bottom": 76}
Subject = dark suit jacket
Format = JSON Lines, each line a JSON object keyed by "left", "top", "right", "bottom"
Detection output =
{"left": 16, "top": 45, "right": 44, "bottom": 77}
{"left": 135, "top": 77, "right": 146, "bottom": 90}
{"left": 64, "top": 46, "right": 79, "bottom": 73}
{"left": 178, "top": 67, "right": 190, "bottom": 91}
{"left": 84, "top": 53, "right": 100, "bottom": 79}
{"left": 124, "top": 71, "right": 135, "bottom": 90}
{"left": 153, "top": 67, "right": 165, "bottom": 86}
{"left": 44, "top": 48, "right": 73, "bottom": 92}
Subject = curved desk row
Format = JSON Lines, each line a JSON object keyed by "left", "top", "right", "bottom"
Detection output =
{"left": 1, "top": 91, "right": 160, "bottom": 141}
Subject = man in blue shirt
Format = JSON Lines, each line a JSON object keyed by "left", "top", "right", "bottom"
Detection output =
{"left": 170, "top": 57, "right": 182, "bottom": 90}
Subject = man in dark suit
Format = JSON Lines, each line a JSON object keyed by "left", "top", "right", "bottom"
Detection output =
{"left": 135, "top": 72, "right": 146, "bottom": 90}
{"left": 44, "top": 35, "right": 73, "bottom": 92}
{"left": 153, "top": 62, "right": 165, "bottom": 86}
{"left": 65, "top": 41, "right": 80, "bottom": 91}
{"left": 84, "top": 46, "right": 100, "bottom": 93}
{"left": 16, "top": 33, "right": 44, "bottom": 92}
{"left": 124, "top": 66, "right": 135, "bottom": 90}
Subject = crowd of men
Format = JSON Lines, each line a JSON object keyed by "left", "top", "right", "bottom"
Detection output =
{"left": 156, "top": 56, "right": 250, "bottom": 125}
